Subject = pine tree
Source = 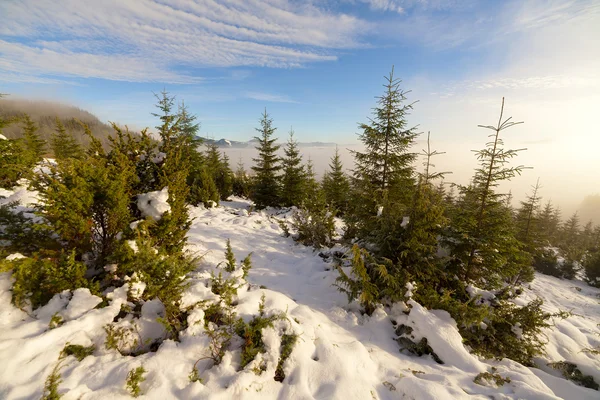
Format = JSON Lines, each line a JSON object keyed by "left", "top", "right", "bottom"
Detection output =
{"left": 303, "top": 157, "right": 322, "bottom": 210}
{"left": 51, "top": 118, "right": 83, "bottom": 160}
{"left": 280, "top": 129, "right": 305, "bottom": 207}
{"left": 537, "top": 200, "right": 560, "bottom": 246}
{"left": 560, "top": 212, "right": 582, "bottom": 261}
{"left": 396, "top": 132, "right": 449, "bottom": 279}
{"left": 150, "top": 90, "right": 191, "bottom": 253}
{"left": 348, "top": 67, "right": 418, "bottom": 240}
{"left": 0, "top": 93, "right": 19, "bottom": 135}
{"left": 218, "top": 153, "right": 233, "bottom": 201}
{"left": 351, "top": 66, "right": 418, "bottom": 195}
{"left": 251, "top": 110, "right": 281, "bottom": 209}
{"left": 233, "top": 158, "right": 251, "bottom": 198}
{"left": 322, "top": 146, "right": 350, "bottom": 214}
{"left": 515, "top": 179, "right": 542, "bottom": 250}
{"left": 0, "top": 136, "right": 26, "bottom": 188}
{"left": 443, "top": 98, "right": 531, "bottom": 288}
{"left": 375, "top": 132, "right": 448, "bottom": 267}
{"left": 19, "top": 115, "right": 46, "bottom": 168}
{"left": 205, "top": 143, "right": 232, "bottom": 201}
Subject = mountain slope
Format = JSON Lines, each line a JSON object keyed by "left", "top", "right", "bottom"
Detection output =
{"left": 0, "top": 188, "right": 599, "bottom": 399}
{"left": 0, "top": 98, "right": 116, "bottom": 150}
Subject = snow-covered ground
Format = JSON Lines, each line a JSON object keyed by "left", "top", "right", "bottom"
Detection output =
{"left": 0, "top": 192, "right": 599, "bottom": 399}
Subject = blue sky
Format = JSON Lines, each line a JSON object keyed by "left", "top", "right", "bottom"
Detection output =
{"left": 0, "top": 0, "right": 599, "bottom": 149}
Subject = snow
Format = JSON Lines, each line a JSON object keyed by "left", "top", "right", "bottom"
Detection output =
{"left": 137, "top": 187, "right": 171, "bottom": 221}
{"left": 0, "top": 192, "right": 599, "bottom": 399}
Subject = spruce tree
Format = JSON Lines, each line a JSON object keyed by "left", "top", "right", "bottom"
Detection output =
{"left": 537, "top": 200, "right": 560, "bottom": 246}
{"left": 443, "top": 98, "right": 531, "bottom": 288}
{"left": 51, "top": 118, "right": 83, "bottom": 160}
{"left": 20, "top": 115, "right": 46, "bottom": 168}
{"left": 218, "top": 153, "right": 233, "bottom": 201}
{"left": 281, "top": 129, "right": 305, "bottom": 207}
{"left": 515, "top": 179, "right": 542, "bottom": 250}
{"left": 322, "top": 146, "right": 350, "bottom": 214}
{"left": 205, "top": 143, "right": 232, "bottom": 201}
{"left": 561, "top": 212, "right": 582, "bottom": 261}
{"left": 348, "top": 67, "right": 418, "bottom": 240}
{"left": 177, "top": 101, "right": 218, "bottom": 206}
{"left": 233, "top": 158, "right": 251, "bottom": 198}
{"left": 395, "top": 132, "right": 448, "bottom": 279}
{"left": 0, "top": 93, "right": 18, "bottom": 135}
{"left": 0, "top": 136, "right": 25, "bottom": 188}
{"left": 150, "top": 90, "right": 191, "bottom": 253}
{"left": 251, "top": 110, "right": 281, "bottom": 209}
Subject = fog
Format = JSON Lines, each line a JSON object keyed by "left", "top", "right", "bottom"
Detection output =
{"left": 217, "top": 138, "right": 599, "bottom": 225}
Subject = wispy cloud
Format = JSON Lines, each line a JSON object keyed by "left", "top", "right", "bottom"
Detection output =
{"left": 0, "top": 0, "right": 369, "bottom": 83}
{"left": 244, "top": 91, "right": 298, "bottom": 103}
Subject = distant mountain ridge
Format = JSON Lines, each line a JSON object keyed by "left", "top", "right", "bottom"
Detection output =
{"left": 0, "top": 98, "right": 116, "bottom": 151}
{"left": 201, "top": 137, "right": 338, "bottom": 148}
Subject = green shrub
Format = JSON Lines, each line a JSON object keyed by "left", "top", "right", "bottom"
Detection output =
{"left": 583, "top": 250, "right": 600, "bottom": 287}
{"left": 548, "top": 361, "right": 599, "bottom": 390}
{"left": 41, "top": 360, "right": 64, "bottom": 400}
{"left": 126, "top": 366, "right": 146, "bottom": 397}
{"left": 291, "top": 206, "right": 335, "bottom": 249}
{"left": 10, "top": 250, "right": 94, "bottom": 309}
{"left": 336, "top": 245, "right": 408, "bottom": 315}
{"left": 235, "top": 295, "right": 285, "bottom": 370}
{"left": 274, "top": 333, "right": 298, "bottom": 382}
{"left": 60, "top": 343, "right": 95, "bottom": 361}
{"left": 474, "top": 369, "right": 511, "bottom": 387}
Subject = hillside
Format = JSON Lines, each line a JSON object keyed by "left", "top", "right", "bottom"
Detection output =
{"left": 0, "top": 187, "right": 598, "bottom": 399}
{"left": 0, "top": 98, "right": 116, "bottom": 150}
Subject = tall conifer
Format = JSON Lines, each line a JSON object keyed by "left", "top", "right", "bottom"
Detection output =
{"left": 251, "top": 110, "right": 281, "bottom": 208}
{"left": 348, "top": 67, "right": 419, "bottom": 239}
{"left": 443, "top": 98, "right": 531, "bottom": 288}
{"left": 51, "top": 118, "right": 83, "bottom": 160}
{"left": 322, "top": 146, "right": 350, "bottom": 214}
{"left": 281, "top": 129, "right": 305, "bottom": 207}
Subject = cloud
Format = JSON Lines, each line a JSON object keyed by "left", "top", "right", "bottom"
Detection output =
{"left": 244, "top": 92, "right": 298, "bottom": 103}
{"left": 360, "top": 0, "right": 405, "bottom": 13}
{"left": 0, "top": 0, "right": 368, "bottom": 83}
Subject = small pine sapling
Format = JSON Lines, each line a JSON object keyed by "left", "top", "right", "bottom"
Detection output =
{"left": 274, "top": 333, "right": 299, "bottom": 382}
{"left": 126, "top": 366, "right": 146, "bottom": 397}
{"left": 223, "top": 239, "right": 236, "bottom": 272}
{"left": 41, "top": 361, "right": 64, "bottom": 400}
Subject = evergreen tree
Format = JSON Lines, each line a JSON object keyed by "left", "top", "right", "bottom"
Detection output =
{"left": 232, "top": 158, "right": 251, "bottom": 198}
{"left": 218, "top": 153, "right": 233, "bottom": 201}
{"left": 205, "top": 143, "right": 232, "bottom": 201}
{"left": 280, "top": 129, "right": 305, "bottom": 207}
{"left": 515, "top": 179, "right": 542, "bottom": 250}
{"left": 443, "top": 98, "right": 531, "bottom": 288}
{"left": 537, "top": 200, "right": 560, "bottom": 246}
{"left": 303, "top": 157, "right": 322, "bottom": 209}
{"left": 150, "top": 90, "right": 191, "bottom": 253}
{"left": 0, "top": 135, "right": 26, "bottom": 188}
{"left": 51, "top": 118, "right": 83, "bottom": 160}
{"left": 581, "top": 221, "right": 595, "bottom": 251}
{"left": 322, "top": 146, "right": 350, "bottom": 214}
{"left": 394, "top": 132, "right": 449, "bottom": 279}
{"left": 0, "top": 93, "right": 19, "bottom": 135}
{"left": 560, "top": 212, "right": 582, "bottom": 261}
{"left": 251, "top": 110, "right": 281, "bottom": 209}
{"left": 348, "top": 67, "right": 418, "bottom": 240}
{"left": 19, "top": 115, "right": 46, "bottom": 168}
